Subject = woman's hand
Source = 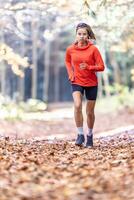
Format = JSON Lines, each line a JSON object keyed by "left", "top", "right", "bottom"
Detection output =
{"left": 69, "top": 73, "right": 75, "bottom": 82}
{"left": 79, "top": 62, "right": 88, "bottom": 70}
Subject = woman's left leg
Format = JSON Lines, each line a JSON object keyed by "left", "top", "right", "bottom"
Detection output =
{"left": 84, "top": 85, "right": 97, "bottom": 147}
{"left": 86, "top": 100, "right": 96, "bottom": 129}
{"left": 86, "top": 100, "right": 96, "bottom": 147}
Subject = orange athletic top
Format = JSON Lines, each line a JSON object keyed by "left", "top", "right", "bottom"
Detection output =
{"left": 65, "top": 41, "right": 105, "bottom": 86}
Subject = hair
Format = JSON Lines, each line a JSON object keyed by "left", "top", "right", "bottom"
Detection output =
{"left": 76, "top": 23, "right": 96, "bottom": 40}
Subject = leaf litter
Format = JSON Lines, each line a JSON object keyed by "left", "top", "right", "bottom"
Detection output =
{"left": 0, "top": 131, "right": 134, "bottom": 200}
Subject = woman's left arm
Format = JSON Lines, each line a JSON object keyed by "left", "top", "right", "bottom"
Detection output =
{"left": 87, "top": 47, "right": 105, "bottom": 72}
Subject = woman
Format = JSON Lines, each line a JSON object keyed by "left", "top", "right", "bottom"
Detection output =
{"left": 65, "top": 23, "right": 105, "bottom": 147}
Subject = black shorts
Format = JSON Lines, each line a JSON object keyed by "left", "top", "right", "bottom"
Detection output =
{"left": 71, "top": 84, "right": 98, "bottom": 100}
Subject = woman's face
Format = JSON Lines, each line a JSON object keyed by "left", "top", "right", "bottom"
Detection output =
{"left": 76, "top": 28, "right": 89, "bottom": 43}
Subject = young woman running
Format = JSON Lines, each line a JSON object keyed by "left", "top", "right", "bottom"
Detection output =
{"left": 65, "top": 23, "right": 105, "bottom": 147}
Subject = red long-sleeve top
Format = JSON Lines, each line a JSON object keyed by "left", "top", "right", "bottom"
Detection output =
{"left": 65, "top": 41, "right": 105, "bottom": 86}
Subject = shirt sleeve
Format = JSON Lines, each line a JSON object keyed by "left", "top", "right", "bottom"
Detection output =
{"left": 88, "top": 46, "right": 105, "bottom": 72}
{"left": 65, "top": 48, "right": 75, "bottom": 81}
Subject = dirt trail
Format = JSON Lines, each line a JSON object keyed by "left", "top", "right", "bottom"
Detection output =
{"left": 0, "top": 103, "right": 134, "bottom": 140}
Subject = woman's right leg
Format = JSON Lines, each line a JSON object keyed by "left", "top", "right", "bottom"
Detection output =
{"left": 72, "top": 91, "right": 83, "bottom": 127}
{"left": 72, "top": 91, "right": 85, "bottom": 145}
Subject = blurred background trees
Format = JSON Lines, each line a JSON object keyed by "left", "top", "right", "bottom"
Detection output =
{"left": 0, "top": 0, "right": 134, "bottom": 104}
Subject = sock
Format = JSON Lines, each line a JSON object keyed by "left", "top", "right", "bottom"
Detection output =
{"left": 77, "top": 127, "right": 84, "bottom": 135}
{"left": 87, "top": 128, "right": 93, "bottom": 136}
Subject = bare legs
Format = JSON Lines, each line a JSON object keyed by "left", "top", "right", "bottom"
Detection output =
{"left": 72, "top": 91, "right": 83, "bottom": 127}
{"left": 72, "top": 91, "right": 96, "bottom": 129}
{"left": 86, "top": 100, "right": 96, "bottom": 129}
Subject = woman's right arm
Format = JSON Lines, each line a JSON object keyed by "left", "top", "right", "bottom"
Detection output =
{"left": 65, "top": 48, "right": 75, "bottom": 82}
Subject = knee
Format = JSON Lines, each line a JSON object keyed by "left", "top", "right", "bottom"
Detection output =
{"left": 87, "top": 110, "right": 94, "bottom": 117}
{"left": 74, "top": 103, "right": 82, "bottom": 112}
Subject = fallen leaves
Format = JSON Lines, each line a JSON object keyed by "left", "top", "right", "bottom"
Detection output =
{"left": 0, "top": 132, "right": 134, "bottom": 200}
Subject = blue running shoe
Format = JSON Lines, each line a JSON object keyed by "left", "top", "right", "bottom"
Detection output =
{"left": 75, "top": 134, "right": 85, "bottom": 146}
{"left": 85, "top": 135, "right": 93, "bottom": 147}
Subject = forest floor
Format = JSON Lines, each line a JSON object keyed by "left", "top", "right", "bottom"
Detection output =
{"left": 0, "top": 102, "right": 134, "bottom": 200}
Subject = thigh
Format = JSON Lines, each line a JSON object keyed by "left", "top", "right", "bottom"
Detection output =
{"left": 85, "top": 86, "right": 98, "bottom": 101}
{"left": 71, "top": 84, "right": 84, "bottom": 95}
{"left": 71, "top": 84, "right": 84, "bottom": 106}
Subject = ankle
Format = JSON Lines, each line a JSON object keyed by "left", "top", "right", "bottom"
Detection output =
{"left": 77, "top": 126, "right": 84, "bottom": 135}
{"left": 87, "top": 128, "right": 93, "bottom": 136}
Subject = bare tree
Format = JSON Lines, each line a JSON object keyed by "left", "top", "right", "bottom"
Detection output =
{"left": 31, "top": 19, "right": 38, "bottom": 99}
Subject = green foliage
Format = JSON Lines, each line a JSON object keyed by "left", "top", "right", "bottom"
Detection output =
{"left": 0, "top": 95, "right": 47, "bottom": 120}
{"left": 106, "top": 83, "right": 134, "bottom": 110}
{"left": 19, "top": 99, "right": 47, "bottom": 112}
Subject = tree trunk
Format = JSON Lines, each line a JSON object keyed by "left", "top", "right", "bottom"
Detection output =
{"left": 110, "top": 52, "right": 121, "bottom": 84}
{"left": 1, "top": 61, "right": 6, "bottom": 97}
{"left": 19, "top": 40, "right": 25, "bottom": 101}
{"left": 98, "top": 73, "right": 103, "bottom": 98}
{"left": 43, "top": 39, "right": 51, "bottom": 102}
{"left": 31, "top": 19, "right": 38, "bottom": 99}
{"left": 100, "top": 43, "right": 110, "bottom": 97}
{"left": 53, "top": 36, "right": 60, "bottom": 102}
{"left": 0, "top": 31, "right": 6, "bottom": 97}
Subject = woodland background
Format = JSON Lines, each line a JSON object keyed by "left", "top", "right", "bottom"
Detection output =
{"left": 0, "top": 1, "right": 134, "bottom": 200}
